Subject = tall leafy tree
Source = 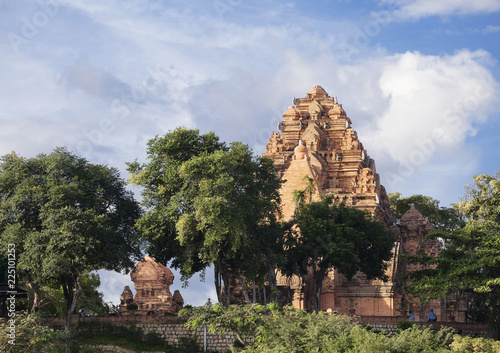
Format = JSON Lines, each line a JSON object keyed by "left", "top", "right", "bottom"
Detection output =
{"left": 389, "top": 193, "right": 464, "bottom": 231}
{"left": 127, "top": 128, "right": 282, "bottom": 305}
{"left": 127, "top": 128, "right": 226, "bottom": 279}
{"left": 283, "top": 195, "right": 393, "bottom": 312}
{"left": 0, "top": 149, "right": 141, "bottom": 332}
{"left": 405, "top": 173, "right": 500, "bottom": 338}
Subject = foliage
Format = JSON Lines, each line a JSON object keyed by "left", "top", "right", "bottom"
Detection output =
{"left": 0, "top": 313, "right": 91, "bottom": 352}
{"left": 126, "top": 303, "right": 139, "bottom": 310}
{"left": 396, "top": 320, "right": 416, "bottom": 332}
{"left": 387, "top": 325, "right": 455, "bottom": 353}
{"left": 30, "top": 271, "right": 111, "bottom": 317}
{"left": 404, "top": 173, "right": 500, "bottom": 338}
{"left": 229, "top": 305, "right": 457, "bottom": 353}
{"left": 128, "top": 128, "right": 282, "bottom": 304}
{"left": 0, "top": 148, "right": 142, "bottom": 331}
{"left": 179, "top": 302, "right": 274, "bottom": 346}
{"left": 283, "top": 195, "right": 394, "bottom": 311}
{"left": 389, "top": 193, "right": 465, "bottom": 231}
{"left": 450, "top": 335, "right": 500, "bottom": 353}
{"left": 179, "top": 303, "right": 500, "bottom": 352}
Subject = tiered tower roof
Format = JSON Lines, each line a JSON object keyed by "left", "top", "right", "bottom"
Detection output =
{"left": 264, "top": 85, "right": 392, "bottom": 225}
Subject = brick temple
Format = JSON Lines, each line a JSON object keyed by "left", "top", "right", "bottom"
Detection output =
{"left": 119, "top": 255, "right": 184, "bottom": 316}
{"left": 263, "top": 85, "right": 466, "bottom": 321}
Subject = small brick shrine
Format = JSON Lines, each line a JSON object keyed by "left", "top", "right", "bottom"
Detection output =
{"left": 119, "top": 255, "right": 184, "bottom": 315}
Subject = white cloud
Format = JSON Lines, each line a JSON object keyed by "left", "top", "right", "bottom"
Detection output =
{"left": 365, "top": 49, "right": 497, "bottom": 162}
{"left": 350, "top": 49, "right": 499, "bottom": 196}
{"left": 380, "top": 0, "right": 500, "bottom": 20}
{"left": 479, "top": 25, "right": 500, "bottom": 34}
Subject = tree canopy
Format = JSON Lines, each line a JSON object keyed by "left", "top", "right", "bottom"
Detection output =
{"left": 282, "top": 194, "right": 394, "bottom": 312}
{"left": 389, "top": 193, "right": 464, "bottom": 231}
{"left": 404, "top": 173, "right": 500, "bottom": 338}
{"left": 0, "top": 148, "right": 141, "bottom": 331}
{"left": 127, "top": 128, "right": 282, "bottom": 305}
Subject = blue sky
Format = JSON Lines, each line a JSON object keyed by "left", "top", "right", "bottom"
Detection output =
{"left": 1, "top": 0, "right": 499, "bottom": 306}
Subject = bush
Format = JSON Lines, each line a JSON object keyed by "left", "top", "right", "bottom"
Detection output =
{"left": 389, "top": 326, "right": 455, "bottom": 353}
{"left": 0, "top": 313, "right": 92, "bottom": 353}
{"left": 75, "top": 320, "right": 190, "bottom": 352}
{"left": 178, "top": 335, "right": 201, "bottom": 353}
{"left": 450, "top": 335, "right": 500, "bottom": 353}
{"left": 397, "top": 320, "right": 416, "bottom": 332}
{"left": 126, "top": 303, "right": 138, "bottom": 310}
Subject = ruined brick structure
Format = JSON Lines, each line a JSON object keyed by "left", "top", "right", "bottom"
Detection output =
{"left": 395, "top": 205, "right": 467, "bottom": 322}
{"left": 263, "top": 86, "right": 466, "bottom": 321}
{"left": 119, "top": 256, "right": 184, "bottom": 316}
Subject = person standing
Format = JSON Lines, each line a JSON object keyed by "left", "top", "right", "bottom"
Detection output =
{"left": 427, "top": 309, "right": 437, "bottom": 322}
{"left": 408, "top": 310, "right": 415, "bottom": 321}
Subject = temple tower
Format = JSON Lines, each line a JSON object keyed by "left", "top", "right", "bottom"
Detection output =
{"left": 264, "top": 85, "right": 392, "bottom": 225}
{"left": 264, "top": 86, "right": 395, "bottom": 314}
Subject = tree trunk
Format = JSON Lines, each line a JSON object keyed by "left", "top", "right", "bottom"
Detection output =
{"left": 64, "top": 274, "right": 83, "bottom": 333}
{"left": 252, "top": 280, "right": 256, "bottom": 304}
{"left": 224, "top": 272, "right": 231, "bottom": 307}
{"left": 267, "top": 268, "right": 278, "bottom": 302}
{"left": 214, "top": 263, "right": 223, "bottom": 304}
{"left": 237, "top": 273, "right": 251, "bottom": 304}
{"left": 310, "top": 266, "right": 327, "bottom": 312}
{"left": 27, "top": 282, "right": 39, "bottom": 313}
{"left": 61, "top": 275, "right": 74, "bottom": 312}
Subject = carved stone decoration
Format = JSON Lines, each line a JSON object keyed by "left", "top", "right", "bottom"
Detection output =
{"left": 283, "top": 106, "right": 301, "bottom": 121}
{"left": 306, "top": 85, "right": 329, "bottom": 98}
{"left": 301, "top": 124, "right": 323, "bottom": 150}
{"left": 308, "top": 100, "right": 323, "bottom": 120}
{"left": 328, "top": 104, "right": 346, "bottom": 118}
{"left": 119, "top": 255, "right": 183, "bottom": 316}
{"left": 120, "top": 286, "right": 134, "bottom": 305}
{"left": 341, "top": 129, "right": 361, "bottom": 151}
{"left": 265, "top": 131, "right": 285, "bottom": 154}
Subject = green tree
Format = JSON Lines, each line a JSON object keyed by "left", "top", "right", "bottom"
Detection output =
{"left": 29, "top": 271, "right": 111, "bottom": 317}
{"left": 127, "top": 128, "right": 226, "bottom": 282}
{"left": 283, "top": 195, "right": 394, "bottom": 312}
{"left": 0, "top": 149, "right": 141, "bottom": 332}
{"left": 128, "top": 128, "right": 282, "bottom": 305}
{"left": 405, "top": 173, "right": 500, "bottom": 338}
{"left": 389, "top": 193, "right": 464, "bottom": 231}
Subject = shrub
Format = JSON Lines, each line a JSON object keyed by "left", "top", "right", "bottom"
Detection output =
{"left": 126, "top": 303, "right": 138, "bottom": 310}
{"left": 0, "top": 313, "right": 92, "bottom": 353}
{"left": 450, "top": 335, "right": 500, "bottom": 353}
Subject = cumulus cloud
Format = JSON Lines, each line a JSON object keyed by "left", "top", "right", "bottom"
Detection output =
{"left": 380, "top": 0, "right": 500, "bottom": 20}
{"left": 366, "top": 50, "right": 497, "bottom": 161}
{"left": 351, "top": 49, "right": 499, "bottom": 196}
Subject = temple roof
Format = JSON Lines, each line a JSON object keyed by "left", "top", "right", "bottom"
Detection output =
{"left": 130, "top": 255, "right": 174, "bottom": 285}
{"left": 307, "top": 85, "right": 329, "bottom": 98}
